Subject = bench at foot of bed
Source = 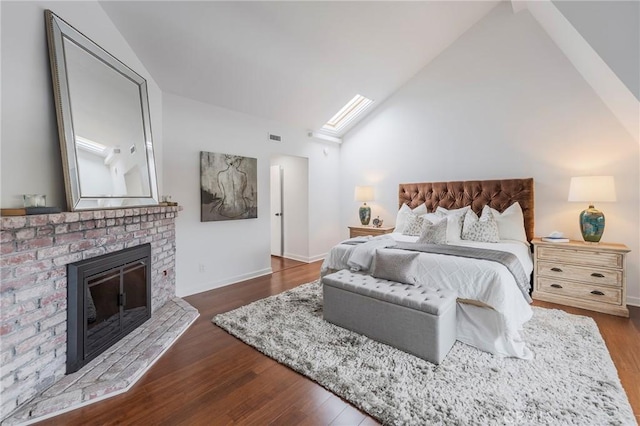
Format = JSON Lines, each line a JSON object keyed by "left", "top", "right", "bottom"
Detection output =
{"left": 322, "top": 270, "right": 457, "bottom": 365}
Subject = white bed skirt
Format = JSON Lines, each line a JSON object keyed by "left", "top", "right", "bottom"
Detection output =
{"left": 456, "top": 302, "right": 533, "bottom": 359}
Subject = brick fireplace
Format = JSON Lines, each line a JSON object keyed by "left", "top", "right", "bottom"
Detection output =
{"left": 0, "top": 206, "right": 182, "bottom": 421}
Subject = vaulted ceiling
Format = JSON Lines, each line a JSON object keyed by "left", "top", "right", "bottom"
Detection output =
{"left": 100, "top": 1, "right": 638, "bottom": 140}
{"left": 100, "top": 1, "right": 499, "bottom": 132}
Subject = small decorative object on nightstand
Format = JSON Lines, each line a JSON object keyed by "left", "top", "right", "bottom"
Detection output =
{"left": 354, "top": 186, "right": 374, "bottom": 226}
{"left": 349, "top": 225, "right": 394, "bottom": 238}
{"left": 372, "top": 216, "right": 383, "bottom": 228}
{"left": 531, "top": 238, "right": 630, "bottom": 317}
{"left": 568, "top": 176, "right": 616, "bottom": 243}
{"left": 541, "top": 231, "right": 569, "bottom": 243}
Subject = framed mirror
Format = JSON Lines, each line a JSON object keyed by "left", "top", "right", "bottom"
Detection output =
{"left": 45, "top": 10, "right": 159, "bottom": 211}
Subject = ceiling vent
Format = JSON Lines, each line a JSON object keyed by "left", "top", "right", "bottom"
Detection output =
{"left": 268, "top": 133, "right": 282, "bottom": 142}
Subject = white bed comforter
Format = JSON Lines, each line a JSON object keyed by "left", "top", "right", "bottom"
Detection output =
{"left": 321, "top": 232, "right": 534, "bottom": 359}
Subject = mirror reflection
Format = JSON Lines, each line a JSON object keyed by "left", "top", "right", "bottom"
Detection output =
{"left": 46, "top": 10, "right": 159, "bottom": 210}
{"left": 65, "top": 38, "right": 151, "bottom": 198}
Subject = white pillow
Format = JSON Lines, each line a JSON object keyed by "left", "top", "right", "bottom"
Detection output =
{"left": 435, "top": 206, "right": 470, "bottom": 243}
{"left": 423, "top": 212, "right": 441, "bottom": 224}
{"left": 435, "top": 206, "right": 471, "bottom": 217}
{"left": 394, "top": 204, "right": 411, "bottom": 233}
{"left": 412, "top": 204, "right": 428, "bottom": 216}
{"left": 395, "top": 204, "right": 428, "bottom": 233}
{"left": 489, "top": 202, "right": 528, "bottom": 243}
{"left": 461, "top": 206, "right": 500, "bottom": 243}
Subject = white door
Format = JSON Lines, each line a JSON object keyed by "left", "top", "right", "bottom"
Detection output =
{"left": 270, "top": 165, "right": 283, "bottom": 256}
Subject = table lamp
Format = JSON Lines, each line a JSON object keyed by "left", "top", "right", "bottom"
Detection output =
{"left": 568, "top": 176, "right": 616, "bottom": 243}
{"left": 354, "top": 186, "right": 374, "bottom": 225}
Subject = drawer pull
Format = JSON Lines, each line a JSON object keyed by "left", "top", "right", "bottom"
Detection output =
{"left": 590, "top": 290, "right": 605, "bottom": 296}
{"left": 550, "top": 284, "right": 563, "bottom": 289}
{"left": 590, "top": 273, "right": 605, "bottom": 278}
{"left": 550, "top": 267, "right": 563, "bottom": 273}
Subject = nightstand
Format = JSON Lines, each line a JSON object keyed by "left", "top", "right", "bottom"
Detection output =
{"left": 531, "top": 238, "right": 630, "bottom": 317}
{"left": 348, "top": 225, "right": 395, "bottom": 238}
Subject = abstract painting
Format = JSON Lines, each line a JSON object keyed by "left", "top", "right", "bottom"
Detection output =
{"left": 200, "top": 151, "right": 257, "bottom": 222}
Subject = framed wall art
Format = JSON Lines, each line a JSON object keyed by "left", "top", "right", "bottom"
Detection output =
{"left": 200, "top": 151, "right": 257, "bottom": 222}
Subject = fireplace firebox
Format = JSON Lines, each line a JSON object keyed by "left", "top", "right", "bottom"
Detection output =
{"left": 67, "top": 244, "right": 151, "bottom": 373}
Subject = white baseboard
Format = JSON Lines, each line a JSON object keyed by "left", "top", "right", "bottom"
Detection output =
{"left": 282, "top": 252, "right": 327, "bottom": 263}
{"left": 626, "top": 296, "right": 640, "bottom": 307}
{"left": 282, "top": 252, "right": 308, "bottom": 263}
{"left": 177, "top": 267, "right": 273, "bottom": 297}
{"left": 308, "top": 253, "right": 327, "bottom": 263}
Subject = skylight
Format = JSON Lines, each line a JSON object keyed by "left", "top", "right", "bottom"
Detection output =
{"left": 321, "top": 94, "right": 374, "bottom": 135}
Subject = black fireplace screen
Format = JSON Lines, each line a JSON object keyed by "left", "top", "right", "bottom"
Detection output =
{"left": 67, "top": 244, "right": 151, "bottom": 374}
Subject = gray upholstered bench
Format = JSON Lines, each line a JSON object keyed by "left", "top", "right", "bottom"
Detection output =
{"left": 322, "top": 270, "right": 457, "bottom": 364}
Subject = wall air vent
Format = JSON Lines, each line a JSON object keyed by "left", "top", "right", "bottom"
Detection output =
{"left": 268, "top": 133, "right": 282, "bottom": 142}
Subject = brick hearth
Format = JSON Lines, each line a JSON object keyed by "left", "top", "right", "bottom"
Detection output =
{"left": 0, "top": 207, "right": 183, "bottom": 421}
{"left": 3, "top": 297, "right": 198, "bottom": 425}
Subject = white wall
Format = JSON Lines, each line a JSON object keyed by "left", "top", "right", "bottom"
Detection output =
{"left": 0, "top": 1, "right": 163, "bottom": 209}
{"left": 552, "top": 0, "right": 639, "bottom": 100}
{"left": 341, "top": 3, "right": 640, "bottom": 305}
{"left": 76, "top": 150, "right": 112, "bottom": 195}
{"left": 163, "top": 93, "right": 340, "bottom": 297}
{"left": 270, "top": 154, "right": 310, "bottom": 262}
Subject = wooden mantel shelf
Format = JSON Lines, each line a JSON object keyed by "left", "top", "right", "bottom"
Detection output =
{"left": 1, "top": 206, "right": 182, "bottom": 227}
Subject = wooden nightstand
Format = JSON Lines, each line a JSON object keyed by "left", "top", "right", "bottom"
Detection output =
{"left": 348, "top": 225, "right": 395, "bottom": 238}
{"left": 531, "top": 238, "right": 630, "bottom": 317}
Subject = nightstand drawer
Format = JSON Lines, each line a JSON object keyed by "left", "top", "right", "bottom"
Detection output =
{"left": 537, "top": 277, "right": 622, "bottom": 305}
{"left": 537, "top": 246, "right": 622, "bottom": 268}
{"left": 350, "top": 228, "right": 375, "bottom": 238}
{"left": 537, "top": 262, "right": 622, "bottom": 287}
{"left": 348, "top": 226, "right": 394, "bottom": 238}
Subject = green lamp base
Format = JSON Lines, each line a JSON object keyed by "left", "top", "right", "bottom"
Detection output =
{"left": 579, "top": 205, "right": 605, "bottom": 243}
{"left": 359, "top": 204, "right": 371, "bottom": 226}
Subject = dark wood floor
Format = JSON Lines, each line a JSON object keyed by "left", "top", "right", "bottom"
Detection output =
{"left": 271, "top": 255, "right": 307, "bottom": 273}
{"left": 39, "top": 261, "right": 639, "bottom": 425}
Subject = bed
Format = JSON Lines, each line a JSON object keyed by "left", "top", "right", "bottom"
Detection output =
{"left": 321, "top": 178, "right": 535, "bottom": 359}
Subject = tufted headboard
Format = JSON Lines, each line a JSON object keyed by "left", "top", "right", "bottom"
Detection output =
{"left": 398, "top": 178, "right": 534, "bottom": 242}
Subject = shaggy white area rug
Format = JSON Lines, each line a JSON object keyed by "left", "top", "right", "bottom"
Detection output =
{"left": 213, "top": 280, "right": 636, "bottom": 425}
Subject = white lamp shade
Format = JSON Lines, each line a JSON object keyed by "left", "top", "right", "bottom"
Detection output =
{"left": 568, "top": 176, "right": 616, "bottom": 203}
{"left": 354, "top": 186, "right": 374, "bottom": 202}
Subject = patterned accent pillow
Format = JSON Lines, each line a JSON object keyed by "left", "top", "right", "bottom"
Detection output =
{"left": 416, "top": 218, "right": 447, "bottom": 244}
{"left": 395, "top": 204, "right": 428, "bottom": 234}
{"left": 462, "top": 206, "right": 500, "bottom": 243}
{"left": 402, "top": 213, "right": 425, "bottom": 236}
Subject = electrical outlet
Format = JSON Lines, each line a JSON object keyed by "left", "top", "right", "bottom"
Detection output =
{"left": 198, "top": 264, "right": 205, "bottom": 273}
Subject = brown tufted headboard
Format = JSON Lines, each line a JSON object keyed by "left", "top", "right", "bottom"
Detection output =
{"left": 398, "top": 178, "right": 534, "bottom": 242}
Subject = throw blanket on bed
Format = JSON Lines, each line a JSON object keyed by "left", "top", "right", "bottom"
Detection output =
{"left": 346, "top": 235, "right": 398, "bottom": 272}
{"left": 393, "top": 242, "right": 532, "bottom": 303}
